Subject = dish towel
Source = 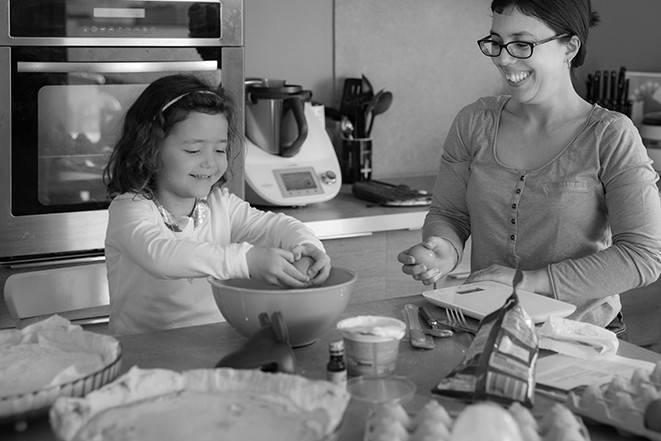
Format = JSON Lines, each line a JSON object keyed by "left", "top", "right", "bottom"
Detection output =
{"left": 536, "top": 316, "right": 619, "bottom": 359}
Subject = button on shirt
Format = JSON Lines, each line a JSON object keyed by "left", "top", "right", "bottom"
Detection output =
{"left": 423, "top": 96, "right": 661, "bottom": 326}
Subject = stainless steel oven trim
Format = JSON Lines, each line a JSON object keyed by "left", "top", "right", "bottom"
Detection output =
{"left": 0, "top": 0, "right": 243, "bottom": 48}
{"left": 18, "top": 60, "right": 219, "bottom": 73}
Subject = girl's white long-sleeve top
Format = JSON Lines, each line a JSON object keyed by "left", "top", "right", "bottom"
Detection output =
{"left": 105, "top": 187, "right": 324, "bottom": 335}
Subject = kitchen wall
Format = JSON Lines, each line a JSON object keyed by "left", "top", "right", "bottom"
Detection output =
{"left": 244, "top": 0, "right": 334, "bottom": 104}
{"left": 245, "top": 0, "right": 661, "bottom": 179}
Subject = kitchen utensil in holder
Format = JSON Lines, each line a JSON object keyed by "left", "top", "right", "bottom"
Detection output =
{"left": 341, "top": 138, "right": 372, "bottom": 184}
{"left": 216, "top": 311, "right": 296, "bottom": 374}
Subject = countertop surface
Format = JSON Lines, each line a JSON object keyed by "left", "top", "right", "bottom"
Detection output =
{"left": 3, "top": 294, "right": 659, "bottom": 441}
{"left": 258, "top": 175, "right": 436, "bottom": 239}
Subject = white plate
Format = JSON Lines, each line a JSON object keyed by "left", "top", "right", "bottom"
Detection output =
{"left": 422, "top": 281, "right": 576, "bottom": 324}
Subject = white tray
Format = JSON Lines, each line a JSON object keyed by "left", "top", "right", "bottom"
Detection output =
{"left": 422, "top": 281, "right": 576, "bottom": 324}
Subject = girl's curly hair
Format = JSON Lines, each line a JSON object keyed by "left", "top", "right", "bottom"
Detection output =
{"left": 103, "top": 74, "right": 242, "bottom": 200}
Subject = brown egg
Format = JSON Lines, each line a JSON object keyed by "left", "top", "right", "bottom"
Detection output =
{"left": 408, "top": 245, "right": 436, "bottom": 268}
{"left": 293, "top": 256, "right": 315, "bottom": 275}
{"left": 644, "top": 398, "right": 661, "bottom": 432}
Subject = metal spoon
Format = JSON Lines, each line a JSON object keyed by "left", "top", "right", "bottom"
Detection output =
{"left": 340, "top": 116, "right": 354, "bottom": 139}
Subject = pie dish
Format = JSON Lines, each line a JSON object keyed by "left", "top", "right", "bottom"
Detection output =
{"left": 0, "top": 316, "right": 122, "bottom": 423}
{"left": 50, "top": 367, "right": 352, "bottom": 441}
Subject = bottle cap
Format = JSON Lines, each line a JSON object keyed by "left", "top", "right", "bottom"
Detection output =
{"left": 329, "top": 340, "right": 344, "bottom": 352}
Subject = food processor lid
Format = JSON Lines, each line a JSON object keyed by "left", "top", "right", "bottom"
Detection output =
{"left": 245, "top": 78, "right": 311, "bottom": 100}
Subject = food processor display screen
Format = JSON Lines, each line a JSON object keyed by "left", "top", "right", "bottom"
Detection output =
{"left": 272, "top": 167, "right": 324, "bottom": 199}
{"left": 280, "top": 171, "right": 317, "bottom": 191}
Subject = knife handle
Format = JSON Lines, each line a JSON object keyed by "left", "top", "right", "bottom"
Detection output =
{"left": 419, "top": 305, "right": 438, "bottom": 327}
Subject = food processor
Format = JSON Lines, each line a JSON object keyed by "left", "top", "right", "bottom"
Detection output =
{"left": 243, "top": 79, "right": 342, "bottom": 206}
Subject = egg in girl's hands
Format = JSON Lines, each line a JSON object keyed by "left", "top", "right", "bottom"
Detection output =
{"left": 293, "top": 256, "right": 315, "bottom": 275}
{"left": 408, "top": 245, "right": 436, "bottom": 268}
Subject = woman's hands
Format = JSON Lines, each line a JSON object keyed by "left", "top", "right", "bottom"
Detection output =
{"left": 398, "top": 237, "right": 457, "bottom": 286}
{"left": 246, "top": 244, "right": 331, "bottom": 288}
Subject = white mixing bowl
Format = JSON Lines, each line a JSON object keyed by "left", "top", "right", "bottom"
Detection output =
{"left": 209, "top": 267, "right": 356, "bottom": 347}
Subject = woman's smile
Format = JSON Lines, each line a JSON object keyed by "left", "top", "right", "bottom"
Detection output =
{"left": 504, "top": 70, "right": 531, "bottom": 85}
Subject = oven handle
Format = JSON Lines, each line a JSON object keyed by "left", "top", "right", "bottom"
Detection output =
{"left": 17, "top": 60, "right": 218, "bottom": 73}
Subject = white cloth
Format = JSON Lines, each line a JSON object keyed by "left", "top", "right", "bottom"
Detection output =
{"left": 105, "top": 187, "right": 324, "bottom": 336}
{"left": 536, "top": 316, "right": 619, "bottom": 359}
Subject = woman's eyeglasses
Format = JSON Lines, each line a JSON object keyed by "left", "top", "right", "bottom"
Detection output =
{"left": 477, "top": 34, "right": 569, "bottom": 59}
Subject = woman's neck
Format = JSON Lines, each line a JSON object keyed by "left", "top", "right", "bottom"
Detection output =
{"left": 509, "top": 89, "right": 591, "bottom": 129}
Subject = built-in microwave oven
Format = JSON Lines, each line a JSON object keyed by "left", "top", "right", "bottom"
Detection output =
{"left": 0, "top": 0, "right": 244, "bottom": 263}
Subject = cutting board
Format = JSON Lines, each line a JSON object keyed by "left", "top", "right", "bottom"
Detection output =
{"left": 422, "top": 281, "right": 576, "bottom": 324}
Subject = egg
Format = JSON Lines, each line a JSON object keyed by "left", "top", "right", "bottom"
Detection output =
{"left": 644, "top": 398, "right": 661, "bottom": 432}
{"left": 408, "top": 245, "right": 436, "bottom": 268}
{"left": 293, "top": 256, "right": 314, "bottom": 275}
{"left": 450, "top": 402, "right": 524, "bottom": 441}
{"left": 508, "top": 401, "right": 538, "bottom": 432}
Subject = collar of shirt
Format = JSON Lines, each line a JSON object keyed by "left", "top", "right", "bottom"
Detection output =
{"left": 153, "top": 197, "right": 209, "bottom": 232}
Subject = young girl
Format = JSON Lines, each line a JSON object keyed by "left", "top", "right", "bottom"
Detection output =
{"left": 103, "top": 74, "right": 331, "bottom": 336}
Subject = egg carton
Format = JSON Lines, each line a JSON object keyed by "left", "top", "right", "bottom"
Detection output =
{"left": 566, "top": 363, "right": 661, "bottom": 440}
{"left": 363, "top": 399, "right": 590, "bottom": 441}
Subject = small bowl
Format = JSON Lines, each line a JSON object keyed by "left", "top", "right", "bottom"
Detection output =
{"left": 209, "top": 267, "right": 356, "bottom": 347}
{"left": 347, "top": 376, "right": 416, "bottom": 406}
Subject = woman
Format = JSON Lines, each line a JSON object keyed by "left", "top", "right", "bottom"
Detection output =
{"left": 399, "top": 0, "right": 661, "bottom": 334}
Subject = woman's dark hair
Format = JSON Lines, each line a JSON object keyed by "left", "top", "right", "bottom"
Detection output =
{"left": 490, "top": 0, "right": 600, "bottom": 68}
{"left": 103, "top": 74, "right": 242, "bottom": 200}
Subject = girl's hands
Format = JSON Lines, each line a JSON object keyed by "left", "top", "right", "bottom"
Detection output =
{"left": 291, "top": 243, "right": 331, "bottom": 287}
{"left": 246, "top": 247, "right": 310, "bottom": 288}
{"left": 245, "top": 244, "right": 331, "bottom": 289}
{"left": 398, "top": 237, "right": 457, "bottom": 286}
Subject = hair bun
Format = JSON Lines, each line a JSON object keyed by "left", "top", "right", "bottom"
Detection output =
{"left": 589, "top": 11, "right": 600, "bottom": 28}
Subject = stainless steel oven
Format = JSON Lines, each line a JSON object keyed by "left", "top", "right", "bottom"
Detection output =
{"left": 0, "top": 0, "right": 244, "bottom": 263}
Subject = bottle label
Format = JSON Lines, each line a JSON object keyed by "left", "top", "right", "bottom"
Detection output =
{"left": 327, "top": 370, "right": 347, "bottom": 387}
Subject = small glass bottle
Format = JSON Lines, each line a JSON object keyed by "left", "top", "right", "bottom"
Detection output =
{"left": 326, "top": 340, "right": 347, "bottom": 387}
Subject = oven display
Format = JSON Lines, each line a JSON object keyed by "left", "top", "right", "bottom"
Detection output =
{"left": 274, "top": 168, "right": 323, "bottom": 197}
{"left": 9, "top": 0, "right": 221, "bottom": 39}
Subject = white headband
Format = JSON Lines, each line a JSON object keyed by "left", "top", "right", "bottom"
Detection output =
{"left": 161, "top": 90, "right": 218, "bottom": 112}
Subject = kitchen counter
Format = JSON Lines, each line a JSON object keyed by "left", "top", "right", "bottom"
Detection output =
{"left": 260, "top": 175, "right": 436, "bottom": 239}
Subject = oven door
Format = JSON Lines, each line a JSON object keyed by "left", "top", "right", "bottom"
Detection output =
{"left": 0, "top": 46, "right": 243, "bottom": 261}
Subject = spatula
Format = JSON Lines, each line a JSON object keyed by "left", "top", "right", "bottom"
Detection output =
{"left": 403, "top": 304, "right": 435, "bottom": 349}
